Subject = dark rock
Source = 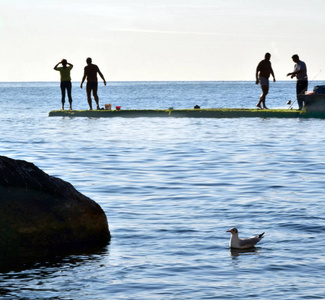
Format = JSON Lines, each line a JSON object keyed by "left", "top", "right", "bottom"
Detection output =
{"left": 0, "top": 156, "right": 111, "bottom": 252}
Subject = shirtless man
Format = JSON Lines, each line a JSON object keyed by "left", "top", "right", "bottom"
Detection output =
{"left": 80, "top": 57, "right": 106, "bottom": 110}
{"left": 255, "top": 53, "right": 276, "bottom": 109}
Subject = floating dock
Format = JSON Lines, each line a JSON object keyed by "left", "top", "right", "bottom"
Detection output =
{"left": 48, "top": 108, "right": 325, "bottom": 119}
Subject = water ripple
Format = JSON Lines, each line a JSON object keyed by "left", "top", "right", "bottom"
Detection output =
{"left": 1, "top": 82, "right": 325, "bottom": 299}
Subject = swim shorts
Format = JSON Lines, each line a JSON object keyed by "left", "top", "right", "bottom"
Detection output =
{"left": 259, "top": 77, "right": 269, "bottom": 86}
{"left": 86, "top": 81, "right": 98, "bottom": 90}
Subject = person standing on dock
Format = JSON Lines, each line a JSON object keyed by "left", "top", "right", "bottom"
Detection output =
{"left": 287, "top": 54, "right": 308, "bottom": 110}
{"left": 54, "top": 59, "right": 73, "bottom": 110}
{"left": 255, "top": 52, "right": 276, "bottom": 109}
{"left": 80, "top": 57, "right": 106, "bottom": 110}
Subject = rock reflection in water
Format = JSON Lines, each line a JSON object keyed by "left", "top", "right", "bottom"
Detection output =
{"left": 0, "top": 244, "right": 109, "bottom": 273}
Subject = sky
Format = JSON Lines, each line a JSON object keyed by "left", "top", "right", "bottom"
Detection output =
{"left": 1, "top": 0, "right": 325, "bottom": 81}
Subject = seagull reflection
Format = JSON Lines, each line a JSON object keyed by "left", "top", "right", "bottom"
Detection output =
{"left": 229, "top": 247, "right": 259, "bottom": 258}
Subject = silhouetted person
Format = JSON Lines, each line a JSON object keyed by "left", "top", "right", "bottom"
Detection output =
{"left": 80, "top": 57, "right": 106, "bottom": 110}
{"left": 287, "top": 54, "right": 308, "bottom": 110}
{"left": 255, "top": 53, "right": 276, "bottom": 109}
{"left": 54, "top": 59, "right": 73, "bottom": 110}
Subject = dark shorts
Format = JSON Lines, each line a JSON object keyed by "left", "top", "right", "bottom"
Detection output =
{"left": 259, "top": 76, "right": 269, "bottom": 86}
{"left": 86, "top": 82, "right": 98, "bottom": 91}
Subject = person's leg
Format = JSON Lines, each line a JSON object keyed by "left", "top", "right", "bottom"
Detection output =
{"left": 261, "top": 84, "right": 269, "bottom": 108}
{"left": 257, "top": 84, "right": 269, "bottom": 109}
{"left": 86, "top": 83, "right": 93, "bottom": 110}
{"left": 67, "top": 81, "right": 73, "bottom": 110}
{"left": 256, "top": 94, "right": 262, "bottom": 108}
{"left": 60, "top": 82, "right": 65, "bottom": 110}
{"left": 297, "top": 80, "right": 308, "bottom": 110}
{"left": 301, "top": 80, "right": 308, "bottom": 109}
{"left": 92, "top": 82, "right": 100, "bottom": 109}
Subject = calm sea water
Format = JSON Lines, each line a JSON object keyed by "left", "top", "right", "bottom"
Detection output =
{"left": 0, "top": 81, "right": 325, "bottom": 299}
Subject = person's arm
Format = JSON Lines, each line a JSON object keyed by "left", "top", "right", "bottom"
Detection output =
{"left": 255, "top": 66, "right": 259, "bottom": 84}
{"left": 54, "top": 62, "right": 61, "bottom": 70}
{"left": 287, "top": 70, "right": 300, "bottom": 76}
{"left": 80, "top": 70, "right": 86, "bottom": 88}
{"left": 67, "top": 62, "right": 73, "bottom": 69}
{"left": 98, "top": 69, "right": 106, "bottom": 86}
{"left": 293, "top": 69, "right": 303, "bottom": 75}
{"left": 270, "top": 67, "right": 276, "bottom": 82}
{"left": 287, "top": 64, "right": 301, "bottom": 78}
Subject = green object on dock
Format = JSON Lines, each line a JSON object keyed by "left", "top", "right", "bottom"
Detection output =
{"left": 48, "top": 108, "right": 325, "bottom": 119}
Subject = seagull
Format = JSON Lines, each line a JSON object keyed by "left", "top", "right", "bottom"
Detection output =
{"left": 226, "top": 227, "right": 264, "bottom": 249}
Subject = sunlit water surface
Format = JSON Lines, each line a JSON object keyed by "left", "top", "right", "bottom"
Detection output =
{"left": 0, "top": 82, "right": 325, "bottom": 299}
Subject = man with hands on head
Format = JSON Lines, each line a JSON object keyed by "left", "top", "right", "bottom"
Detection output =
{"left": 54, "top": 59, "right": 73, "bottom": 110}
